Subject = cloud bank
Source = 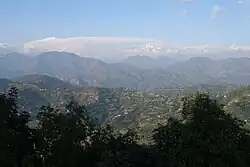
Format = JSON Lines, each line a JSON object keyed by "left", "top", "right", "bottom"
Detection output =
{"left": 24, "top": 37, "right": 157, "bottom": 51}
{"left": 24, "top": 37, "right": 158, "bottom": 60}
{"left": 22, "top": 36, "right": 250, "bottom": 61}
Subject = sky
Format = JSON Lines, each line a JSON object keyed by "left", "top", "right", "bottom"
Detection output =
{"left": 0, "top": 0, "right": 250, "bottom": 45}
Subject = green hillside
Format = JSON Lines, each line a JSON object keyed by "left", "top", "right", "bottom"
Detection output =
{"left": 13, "top": 74, "right": 74, "bottom": 89}
{"left": 220, "top": 86, "right": 250, "bottom": 123}
{"left": 1, "top": 74, "right": 250, "bottom": 142}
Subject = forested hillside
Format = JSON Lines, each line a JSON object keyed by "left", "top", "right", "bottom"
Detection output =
{"left": 1, "top": 87, "right": 250, "bottom": 166}
{"left": 1, "top": 74, "right": 250, "bottom": 142}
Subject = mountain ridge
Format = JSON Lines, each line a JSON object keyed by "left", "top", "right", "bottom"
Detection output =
{"left": 0, "top": 51, "right": 250, "bottom": 90}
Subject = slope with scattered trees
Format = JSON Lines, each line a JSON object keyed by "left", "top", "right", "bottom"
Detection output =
{"left": 1, "top": 87, "right": 250, "bottom": 166}
{"left": 1, "top": 75, "right": 250, "bottom": 142}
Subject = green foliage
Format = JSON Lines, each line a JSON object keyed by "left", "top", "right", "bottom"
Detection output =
{"left": 1, "top": 86, "right": 250, "bottom": 166}
{"left": 34, "top": 101, "right": 96, "bottom": 166}
{"left": 153, "top": 92, "right": 250, "bottom": 166}
{"left": 0, "top": 87, "right": 34, "bottom": 166}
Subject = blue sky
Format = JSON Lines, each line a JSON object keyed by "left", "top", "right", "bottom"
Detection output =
{"left": 0, "top": 0, "right": 249, "bottom": 45}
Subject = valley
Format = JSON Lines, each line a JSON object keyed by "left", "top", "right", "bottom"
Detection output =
{"left": 1, "top": 51, "right": 250, "bottom": 143}
{"left": 1, "top": 74, "right": 250, "bottom": 143}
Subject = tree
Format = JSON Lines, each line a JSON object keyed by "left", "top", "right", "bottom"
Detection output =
{"left": 153, "top": 92, "right": 250, "bottom": 167}
{"left": 0, "top": 87, "right": 34, "bottom": 167}
{"left": 87, "top": 125, "right": 153, "bottom": 167}
{"left": 34, "top": 98, "right": 156, "bottom": 167}
{"left": 34, "top": 100, "right": 96, "bottom": 167}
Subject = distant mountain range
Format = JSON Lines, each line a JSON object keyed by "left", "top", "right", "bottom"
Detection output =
{"left": 122, "top": 55, "right": 179, "bottom": 69}
{"left": 0, "top": 51, "right": 250, "bottom": 90}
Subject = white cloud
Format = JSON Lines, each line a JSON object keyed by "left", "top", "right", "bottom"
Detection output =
{"left": 27, "top": 37, "right": 156, "bottom": 45}
{"left": 178, "top": 0, "right": 194, "bottom": 3}
{"left": 23, "top": 36, "right": 250, "bottom": 61}
{"left": 237, "top": 0, "right": 244, "bottom": 4}
{"left": 182, "top": 9, "right": 188, "bottom": 17}
{"left": 211, "top": 5, "right": 225, "bottom": 19}
{"left": 23, "top": 37, "right": 158, "bottom": 60}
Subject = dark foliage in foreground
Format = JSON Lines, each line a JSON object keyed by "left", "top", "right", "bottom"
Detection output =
{"left": 1, "top": 87, "right": 250, "bottom": 167}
